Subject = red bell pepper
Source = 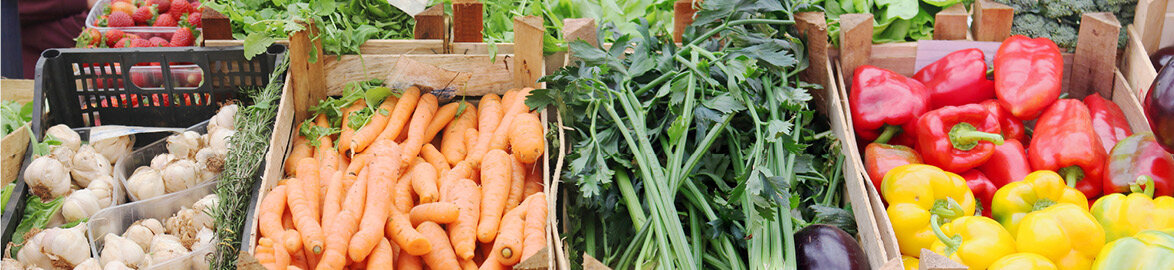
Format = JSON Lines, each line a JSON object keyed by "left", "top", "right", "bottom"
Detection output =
{"left": 850, "top": 65, "right": 931, "bottom": 144}
{"left": 979, "top": 100, "right": 1026, "bottom": 142}
{"left": 914, "top": 48, "right": 996, "bottom": 109}
{"left": 978, "top": 139, "right": 1032, "bottom": 188}
{"left": 915, "top": 104, "right": 1005, "bottom": 173}
{"left": 961, "top": 170, "right": 997, "bottom": 217}
{"left": 994, "top": 35, "right": 1064, "bottom": 120}
{"left": 864, "top": 142, "right": 923, "bottom": 190}
{"left": 1106, "top": 133, "right": 1174, "bottom": 196}
{"left": 1084, "top": 93, "right": 1134, "bottom": 153}
{"left": 1028, "top": 99, "right": 1108, "bottom": 198}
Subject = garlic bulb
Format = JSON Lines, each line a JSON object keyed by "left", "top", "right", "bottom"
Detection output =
{"left": 149, "top": 234, "right": 188, "bottom": 265}
{"left": 100, "top": 233, "right": 145, "bottom": 268}
{"left": 162, "top": 160, "right": 198, "bottom": 193}
{"left": 40, "top": 224, "right": 92, "bottom": 268}
{"left": 208, "top": 104, "right": 238, "bottom": 132}
{"left": 87, "top": 176, "right": 116, "bottom": 208}
{"left": 141, "top": 218, "right": 165, "bottom": 235}
{"left": 74, "top": 258, "right": 101, "bottom": 270}
{"left": 62, "top": 189, "right": 101, "bottom": 222}
{"left": 166, "top": 131, "right": 203, "bottom": 159}
{"left": 102, "top": 261, "right": 133, "bottom": 270}
{"left": 190, "top": 227, "right": 215, "bottom": 270}
{"left": 46, "top": 124, "right": 81, "bottom": 151}
{"left": 192, "top": 195, "right": 219, "bottom": 230}
{"left": 122, "top": 223, "right": 155, "bottom": 250}
{"left": 194, "top": 148, "right": 225, "bottom": 174}
{"left": 44, "top": 144, "right": 76, "bottom": 169}
{"left": 150, "top": 153, "right": 175, "bottom": 170}
{"left": 206, "top": 128, "right": 234, "bottom": 155}
{"left": 16, "top": 230, "right": 52, "bottom": 268}
{"left": 166, "top": 208, "right": 201, "bottom": 247}
{"left": 2, "top": 258, "right": 24, "bottom": 269}
{"left": 126, "top": 167, "right": 164, "bottom": 200}
{"left": 192, "top": 227, "right": 215, "bottom": 251}
{"left": 91, "top": 135, "right": 133, "bottom": 165}
{"left": 25, "top": 156, "right": 71, "bottom": 199}
{"left": 70, "top": 145, "right": 113, "bottom": 188}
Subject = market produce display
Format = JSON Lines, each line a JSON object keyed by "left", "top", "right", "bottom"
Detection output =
{"left": 75, "top": 26, "right": 200, "bottom": 48}
{"left": 856, "top": 34, "right": 1174, "bottom": 269}
{"left": 124, "top": 105, "right": 237, "bottom": 201}
{"left": 93, "top": 0, "right": 203, "bottom": 28}
{"left": 202, "top": 0, "right": 415, "bottom": 58}
{"left": 250, "top": 80, "right": 549, "bottom": 269}
{"left": 75, "top": 0, "right": 203, "bottom": 48}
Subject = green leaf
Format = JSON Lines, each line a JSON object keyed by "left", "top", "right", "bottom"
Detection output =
{"left": 766, "top": 119, "right": 792, "bottom": 142}
{"left": 10, "top": 194, "right": 65, "bottom": 255}
{"left": 702, "top": 95, "right": 747, "bottom": 114}
{"left": 1, "top": 183, "right": 13, "bottom": 211}
{"left": 243, "top": 32, "right": 278, "bottom": 60}
{"left": 875, "top": 0, "right": 919, "bottom": 20}
{"left": 364, "top": 87, "right": 393, "bottom": 108}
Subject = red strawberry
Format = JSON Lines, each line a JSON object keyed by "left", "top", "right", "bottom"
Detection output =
{"left": 130, "top": 73, "right": 149, "bottom": 88}
{"left": 107, "top": 11, "right": 134, "bottom": 27}
{"left": 124, "top": 33, "right": 142, "bottom": 40}
{"left": 149, "top": 37, "right": 170, "bottom": 47}
{"left": 153, "top": 13, "right": 176, "bottom": 27}
{"left": 185, "top": 12, "right": 201, "bottom": 28}
{"left": 132, "top": 5, "right": 157, "bottom": 25}
{"left": 76, "top": 28, "right": 102, "bottom": 47}
{"left": 130, "top": 38, "right": 152, "bottom": 48}
{"left": 148, "top": 0, "right": 169, "bottom": 13}
{"left": 168, "top": 0, "right": 190, "bottom": 19}
{"left": 104, "top": 29, "right": 125, "bottom": 47}
{"left": 170, "top": 27, "right": 194, "bottom": 46}
{"left": 113, "top": 38, "right": 133, "bottom": 48}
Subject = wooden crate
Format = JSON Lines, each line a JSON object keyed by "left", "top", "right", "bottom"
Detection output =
{"left": 1, "top": 79, "right": 33, "bottom": 186}
{"left": 801, "top": 5, "right": 1152, "bottom": 270}
{"left": 244, "top": 16, "right": 569, "bottom": 269}
{"left": 1121, "top": 0, "right": 1172, "bottom": 101}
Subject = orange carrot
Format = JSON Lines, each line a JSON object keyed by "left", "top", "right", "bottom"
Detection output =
{"left": 397, "top": 250, "right": 423, "bottom": 270}
{"left": 282, "top": 209, "right": 294, "bottom": 230}
{"left": 416, "top": 221, "right": 461, "bottom": 269}
{"left": 395, "top": 168, "right": 416, "bottom": 214}
{"left": 274, "top": 234, "right": 292, "bottom": 269}
{"left": 285, "top": 178, "right": 325, "bottom": 254}
{"left": 349, "top": 95, "right": 399, "bottom": 154}
{"left": 366, "top": 238, "right": 395, "bottom": 270}
{"left": 442, "top": 104, "right": 478, "bottom": 165}
{"left": 478, "top": 254, "right": 507, "bottom": 270}
{"left": 491, "top": 204, "right": 526, "bottom": 265}
{"left": 317, "top": 209, "right": 359, "bottom": 270}
{"left": 295, "top": 158, "right": 321, "bottom": 221}
{"left": 463, "top": 128, "right": 478, "bottom": 163}
{"left": 401, "top": 94, "right": 440, "bottom": 164}
{"left": 421, "top": 144, "right": 450, "bottom": 175}
{"left": 409, "top": 161, "right": 439, "bottom": 204}
{"left": 258, "top": 185, "right": 287, "bottom": 240}
{"left": 500, "top": 89, "right": 519, "bottom": 111}
{"left": 345, "top": 153, "right": 371, "bottom": 177}
{"left": 350, "top": 141, "right": 405, "bottom": 262}
{"left": 439, "top": 161, "right": 475, "bottom": 201}
{"left": 321, "top": 171, "right": 344, "bottom": 231}
{"left": 522, "top": 193, "right": 548, "bottom": 261}
{"left": 423, "top": 102, "right": 461, "bottom": 143}
{"left": 286, "top": 136, "right": 313, "bottom": 176}
{"left": 477, "top": 149, "right": 513, "bottom": 243}
{"left": 465, "top": 94, "right": 504, "bottom": 166}
{"left": 337, "top": 101, "right": 367, "bottom": 155}
{"left": 523, "top": 163, "right": 543, "bottom": 198}
{"left": 385, "top": 211, "right": 433, "bottom": 256}
{"left": 510, "top": 112, "right": 545, "bottom": 164}
{"left": 459, "top": 258, "right": 479, "bottom": 270}
{"left": 256, "top": 238, "right": 277, "bottom": 269}
{"left": 447, "top": 179, "right": 481, "bottom": 260}
{"left": 282, "top": 230, "right": 301, "bottom": 254}
{"left": 409, "top": 202, "right": 460, "bottom": 226}
{"left": 489, "top": 88, "right": 535, "bottom": 151}
{"left": 505, "top": 155, "right": 526, "bottom": 212}
{"left": 377, "top": 87, "right": 422, "bottom": 142}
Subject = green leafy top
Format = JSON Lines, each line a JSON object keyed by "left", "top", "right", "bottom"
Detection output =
{"left": 203, "top": 0, "right": 415, "bottom": 59}
{"left": 298, "top": 79, "right": 395, "bottom": 146}
{"left": 1, "top": 100, "right": 32, "bottom": 137}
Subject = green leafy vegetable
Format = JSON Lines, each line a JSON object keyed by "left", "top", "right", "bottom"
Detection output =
{"left": 1, "top": 183, "right": 13, "bottom": 213}
{"left": 203, "top": 0, "right": 416, "bottom": 59}
{"left": 819, "top": 0, "right": 963, "bottom": 44}
{"left": 1, "top": 100, "right": 32, "bottom": 137}
{"left": 9, "top": 194, "right": 65, "bottom": 255}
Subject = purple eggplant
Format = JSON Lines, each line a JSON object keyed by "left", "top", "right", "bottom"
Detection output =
{"left": 795, "top": 224, "right": 869, "bottom": 270}
{"left": 1146, "top": 59, "right": 1174, "bottom": 153}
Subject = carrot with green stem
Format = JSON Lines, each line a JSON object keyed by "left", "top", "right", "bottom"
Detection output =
{"left": 466, "top": 94, "right": 503, "bottom": 166}
{"left": 509, "top": 112, "right": 545, "bottom": 164}
{"left": 409, "top": 161, "right": 439, "bottom": 204}
{"left": 350, "top": 141, "right": 404, "bottom": 262}
{"left": 285, "top": 177, "right": 325, "bottom": 254}
{"left": 447, "top": 179, "right": 481, "bottom": 260}
{"left": 401, "top": 94, "right": 439, "bottom": 164}
{"left": 521, "top": 193, "right": 547, "bottom": 261}
{"left": 349, "top": 95, "right": 399, "bottom": 154}
{"left": 492, "top": 198, "right": 527, "bottom": 265}
{"left": 409, "top": 202, "right": 460, "bottom": 226}
{"left": 377, "top": 87, "right": 422, "bottom": 142}
{"left": 417, "top": 221, "right": 461, "bottom": 269}
{"left": 366, "top": 238, "right": 395, "bottom": 270}
{"left": 505, "top": 155, "right": 526, "bottom": 212}
{"left": 442, "top": 103, "right": 477, "bottom": 165}
{"left": 477, "top": 149, "right": 513, "bottom": 243}
{"left": 295, "top": 158, "right": 321, "bottom": 221}
{"left": 337, "top": 100, "right": 367, "bottom": 155}
{"left": 386, "top": 211, "right": 433, "bottom": 255}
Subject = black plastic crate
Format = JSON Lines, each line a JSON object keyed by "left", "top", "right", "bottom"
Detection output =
{"left": 2, "top": 45, "right": 287, "bottom": 248}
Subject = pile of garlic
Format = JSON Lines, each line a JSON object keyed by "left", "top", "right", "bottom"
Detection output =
{"left": 126, "top": 104, "right": 236, "bottom": 201}
{"left": 3, "top": 195, "right": 219, "bottom": 270}
{"left": 23, "top": 124, "right": 133, "bottom": 224}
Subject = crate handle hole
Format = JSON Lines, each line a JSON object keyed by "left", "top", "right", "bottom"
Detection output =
{"left": 267, "top": 45, "right": 286, "bottom": 55}
{"left": 42, "top": 50, "right": 61, "bottom": 58}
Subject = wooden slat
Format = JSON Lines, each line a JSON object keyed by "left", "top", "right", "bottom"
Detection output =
{"left": 1134, "top": 0, "right": 1169, "bottom": 52}
{"left": 287, "top": 22, "right": 326, "bottom": 124}
{"left": 972, "top": 0, "right": 1013, "bottom": 42}
{"left": 452, "top": 0, "right": 484, "bottom": 43}
{"left": 796, "top": 12, "right": 830, "bottom": 94}
{"left": 413, "top": 4, "right": 447, "bottom": 40}
{"left": 839, "top": 13, "right": 874, "bottom": 85}
{"left": 1, "top": 124, "right": 28, "bottom": 186}
{"left": 869, "top": 43, "right": 919, "bottom": 76}
{"left": 513, "top": 16, "right": 545, "bottom": 88}
{"left": 673, "top": 0, "right": 698, "bottom": 43}
{"left": 563, "top": 18, "right": 598, "bottom": 62}
{"left": 451, "top": 42, "right": 515, "bottom": 55}
{"left": 1124, "top": 26, "right": 1159, "bottom": 98}
{"left": 322, "top": 55, "right": 516, "bottom": 97}
{"left": 1113, "top": 70, "right": 1154, "bottom": 133}
{"left": 1, "top": 79, "right": 34, "bottom": 103}
{"left": 204, "top": 39, "right": 446, "bottom": 54}
{"left": 933, "top": 3, "right": 969, "bottom": 40}
{"left": 1071, "top": 13, "right": 1121, "bottom": 99}
{"left": 200, "top": 7, "right": 232, "bottom": 41}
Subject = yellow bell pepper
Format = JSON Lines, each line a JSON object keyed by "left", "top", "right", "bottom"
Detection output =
{"left": 902, "top": 256, "right": 918, "bottom": 270}
{"left": 1091, "top": 230, "right": 1174, "bottom": 270}
{"left": 929, "top": 216, "right": 1017, "bottom": 270}
{"left": 991, "top": 170, "right": 1088, "bottom": 235}
{"left": 1090, "top": 176, "right": 1174, "bottom": 242}
{"left": 988, "top": 253, "right": 1058, "bottom": 270}
{"left": 881, "top": 164, "right": 977, "bottom": 257}
{"left": 1015, "top": 203, "right": 1105, "bottom": 270}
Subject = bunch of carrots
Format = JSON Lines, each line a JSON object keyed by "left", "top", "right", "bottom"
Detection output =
{"left": 253, "top": 84, "right": 548, "bottom": 270}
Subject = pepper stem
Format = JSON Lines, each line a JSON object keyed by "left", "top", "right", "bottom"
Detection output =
{"left": 1059, "top": 166, "right": 1085, "bottom": 188}
{"left": 874, "top": 125, "right": 901, "bottom": 144}
{"left": 930, "top": 198, "right": 966, "bottom": 221}
{"left": 1129, "top": 175, "right": 1156, "bottom": 198}
{"left": 949, "top": 122, "right": 1004, "bottom": 151}
{"left": 929, "top": 214, "right": 963, "bottom": 256}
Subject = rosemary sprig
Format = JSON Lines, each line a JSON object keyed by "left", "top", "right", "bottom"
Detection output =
{"left": 210, "top": 55, "right": 289, "bottom": 270}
